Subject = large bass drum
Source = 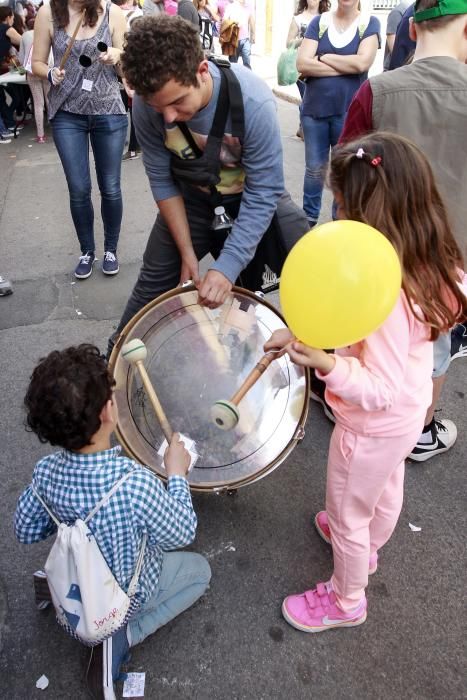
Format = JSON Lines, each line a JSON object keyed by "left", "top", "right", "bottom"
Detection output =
{"left": 109, "top": 285, "right": 309, "bottom": 492}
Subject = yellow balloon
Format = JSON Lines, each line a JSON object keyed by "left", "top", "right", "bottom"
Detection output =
{"left": 279, "top": 221, "right": 402, "bottom": 349}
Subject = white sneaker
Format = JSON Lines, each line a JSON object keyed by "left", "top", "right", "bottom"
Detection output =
{"left": 409, "top": 418, "right": 457, "bottom": 462}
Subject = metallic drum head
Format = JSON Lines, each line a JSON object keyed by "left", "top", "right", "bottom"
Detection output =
{"left": 110, "top": 286, "right": 309, "bottom": 492}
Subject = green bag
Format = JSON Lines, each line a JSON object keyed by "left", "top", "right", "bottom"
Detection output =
{"left": 277, "top": 46, "right": 299, "bottom": 87}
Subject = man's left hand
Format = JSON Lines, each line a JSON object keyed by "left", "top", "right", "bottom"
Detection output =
{"left": 197, "top": 270, "right": 232, "bottom": 309}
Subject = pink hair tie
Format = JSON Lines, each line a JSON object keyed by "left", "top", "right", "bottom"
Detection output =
{"left": 371, "top": 156, "right": 382, "bottom": 167}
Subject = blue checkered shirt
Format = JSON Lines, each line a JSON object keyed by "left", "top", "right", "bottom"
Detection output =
{"left": 14, "top": 446, "right": 197, "bottom": 605}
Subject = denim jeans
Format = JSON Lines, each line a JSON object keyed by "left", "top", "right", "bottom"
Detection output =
{"left": 0, "top": 86, "right": 15, "bottom": 129}
{"left": 302, "top": 113, "right": 346, "bottom": 222}
{"left": 51, "top": 110, "right": 127, "bottom": 254}
{"left": 128, "top": 552, "right": 211, "bottom": 646}
{"left": 229, "top": 38, "right": 251, "bottom": 69}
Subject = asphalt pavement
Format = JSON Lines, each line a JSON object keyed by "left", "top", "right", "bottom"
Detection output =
{"left": 0, "top": 98, "right": 465, "bottom": 700}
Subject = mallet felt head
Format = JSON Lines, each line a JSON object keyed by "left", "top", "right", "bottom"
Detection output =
{"left": 210, "top": 400, "right": 240, "bottom": 431}
{"left": 121, "top": 338, "right": 147, "bottom": 364}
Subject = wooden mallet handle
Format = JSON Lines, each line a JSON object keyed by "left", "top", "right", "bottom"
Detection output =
{"left": 59, "top": 10, "right": 86, "bottom": 71}
{"left": 230, "top": 350, "right": 281, "bottom": 406}
{"left": 121, "top": 339, "right": 173, "bottom": 442}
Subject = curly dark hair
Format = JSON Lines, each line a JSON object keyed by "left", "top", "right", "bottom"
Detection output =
{"left": 121, "top": 15, "right": 204, "bottom": 97}
{"left": 24, "top": 344, "right": 115, "bottom": 451}
{"left": 50, "top": 0, "right": 102, "bottom": 30}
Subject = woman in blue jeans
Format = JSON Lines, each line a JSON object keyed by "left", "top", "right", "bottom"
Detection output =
{"left": 32, "top": 0, "right": 128, "bottom": 279}
{"left": 297, "top": 0, "right": 380, "bottom": 227}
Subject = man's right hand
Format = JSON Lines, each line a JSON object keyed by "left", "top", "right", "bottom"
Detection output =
{"left": 180, "top": 251, "right": 200, "bottom": 288}
{"left": 164, "top": 433, "right": 191, "bottom": 477}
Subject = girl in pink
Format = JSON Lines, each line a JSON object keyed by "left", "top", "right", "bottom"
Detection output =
{"left": 265, "top": 132, "right": 467, "bottom": 633}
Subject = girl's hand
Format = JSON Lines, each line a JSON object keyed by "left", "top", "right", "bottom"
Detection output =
{"left": 264, "top": 329, "right": 295, "bottom": 355}
{"left": 99, "top": 47, "right": 122, "bottom": 66}
{"left": 287, "top": 341, "right": 336, "bottom": 375}
{"left": 50, "top": 67, "right": 65, "bottom": 85}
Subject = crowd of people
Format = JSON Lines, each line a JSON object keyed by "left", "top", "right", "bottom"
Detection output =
{"left": 1, "top": 0, "right": 466, "bottom": 697}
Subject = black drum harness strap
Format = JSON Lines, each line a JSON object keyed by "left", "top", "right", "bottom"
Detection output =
{"left": 170, "top": 58, "right": 245, "bottom": 214}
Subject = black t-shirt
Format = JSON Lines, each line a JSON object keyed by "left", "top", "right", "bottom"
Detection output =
{"left": 0, "top": 24, "right": 12, "bottom": 62}
{"left": 177, "top": 0, "right": 199, "bottom": 28}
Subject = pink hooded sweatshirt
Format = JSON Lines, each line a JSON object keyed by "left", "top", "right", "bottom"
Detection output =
{"left": 316, "top": 290, "right": 435, "bottom": 438}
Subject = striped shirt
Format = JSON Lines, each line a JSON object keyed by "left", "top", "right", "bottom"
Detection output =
{"left": 14, "top": 446, "right": 197, "bottom": 606}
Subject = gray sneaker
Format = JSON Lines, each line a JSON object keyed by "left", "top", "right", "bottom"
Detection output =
{"left": 0, "top": 275, "right": 13, "bottom": 296}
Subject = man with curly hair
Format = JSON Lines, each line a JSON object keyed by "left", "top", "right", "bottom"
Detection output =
{"left": 15, "top": 344, "right": 211, "bottom": 698}
{"left": 109, "top": 15, "right": 308, "bottom": 354}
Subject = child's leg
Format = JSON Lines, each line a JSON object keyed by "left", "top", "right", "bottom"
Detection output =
{"left": 369, "top": 462, "right": 405, "bottom": 557}
{"left": 27, "top": 76, "right": 45, "bottom": 138}
{"left": 128, "top": 551, "right": 211, "bottom": 646}
{"left": 326, "top": 425, "right": 420, "bottom": 612}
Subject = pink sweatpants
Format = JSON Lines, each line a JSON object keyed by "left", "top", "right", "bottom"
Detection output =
{"left": 326, "top": 423, "right": 422, "bottom": 612}
{"left": 27, "top": 74, "right": 50, "bottom": 139}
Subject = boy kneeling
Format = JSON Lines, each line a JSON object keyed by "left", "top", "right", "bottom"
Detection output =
{"left": 15, "top": 344, "right": 211, "bottom": 697}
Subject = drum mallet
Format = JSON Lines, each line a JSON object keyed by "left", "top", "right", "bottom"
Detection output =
{"left": 121, "top": 338, "right": 173, "bottom": 442}
{"left": 210, "top": 349, "right": 282, "bottom": 431}
{"left": 59, "top": 10, "right": 86, "bottom": 71}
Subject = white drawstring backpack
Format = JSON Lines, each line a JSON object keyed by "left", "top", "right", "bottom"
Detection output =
{"left": 32, "top": 470, "right": 147, "bottom": 646}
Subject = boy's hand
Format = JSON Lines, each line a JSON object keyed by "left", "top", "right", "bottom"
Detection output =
{"left": 164, "top": 433, "right": 191, "bottom": 477}
{"left": 287, "top": 342, "right": 336, "bottom": 375}
{"left": 264, "top": 329, "right": 295, "bottom": 357}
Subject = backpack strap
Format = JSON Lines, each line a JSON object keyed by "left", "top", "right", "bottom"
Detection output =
{"left": 32, "top": 469, "right": 136, "bottom": 525}
{"left": 84, "top": 469, "right": 135, "bottom": 523}
{"left": 318, "top": 12, "right": 329, "bottom": 39}
{"left": 318, "top": 11, "right": 369, "bottom": 41}
{"left": 32, "top": 486, "right": 61, "bottom": 526}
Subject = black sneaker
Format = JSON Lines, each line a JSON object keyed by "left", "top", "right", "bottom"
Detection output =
{"left": 85, "top": 627, "right": 130, "bottom": 700}
{"left": 408, "top": 418, "right": 457, "bottom": 462}
{"left": 310, "top": 372, "right": 335, "bottom": 423}
{"left": 102, "top": 251, "right": 119, "bottom": 276}
{"left": 451, "top": 323, "right": 467, "bottom": 363}
{"left": 75, "top": 252, "right": 96, "bottom": 279}
{"left": 33, "top": 570, "right": 52, "bottom": 610}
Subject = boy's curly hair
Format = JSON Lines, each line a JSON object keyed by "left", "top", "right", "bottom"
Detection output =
{"left": 24, "top": 345, "right": 115, "bottom": 451}
{"left": 121, "top": 15, "right": 204, "bottom": 97}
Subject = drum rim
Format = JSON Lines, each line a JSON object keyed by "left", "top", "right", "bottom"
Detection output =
{"left": 109, "top": 284, "right": 310, "bottom": 492}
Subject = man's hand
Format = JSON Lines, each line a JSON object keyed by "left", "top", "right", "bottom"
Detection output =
{"left": 164, "top": 433, "right": 191, "bottom": 477}
{"left": 197, "top": 270, "right": 232, "bottom": 308}
{"left": 287, "top": 342, "right": 336, "bottom": 375}
{"left": 179, "top": 251, "right": 200, "bottom": 287}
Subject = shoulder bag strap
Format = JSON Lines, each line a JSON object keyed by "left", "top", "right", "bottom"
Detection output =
{"left": 222, "top": 65, "right": 244, "bottom": 140}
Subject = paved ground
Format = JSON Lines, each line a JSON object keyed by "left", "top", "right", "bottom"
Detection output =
{"left": 0, "top": 98, "right": 466, "bottom": 700}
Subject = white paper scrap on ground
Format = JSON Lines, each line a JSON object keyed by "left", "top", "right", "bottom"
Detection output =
{"left": 409, "top": 523, "right": 422, "bottom": 532}
{"left": 123, "top": 673, "right": 146, "bottom": 697}
{"left": 36, "top": 675, "right": 49, "bottom": 690}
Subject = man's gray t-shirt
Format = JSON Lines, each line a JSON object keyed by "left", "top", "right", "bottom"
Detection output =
{"left": 132, "top": 62, "right": 285, "bottom": 283}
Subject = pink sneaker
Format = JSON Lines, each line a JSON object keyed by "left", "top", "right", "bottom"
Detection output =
{"left": 314, "top": 511, "right": 379, "bottom": 574}
{"left": 282, "top": 581, "right": 367, "bottom": 633}
{"left": 36, "top": 136, "right": 46, "bottom": 143}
